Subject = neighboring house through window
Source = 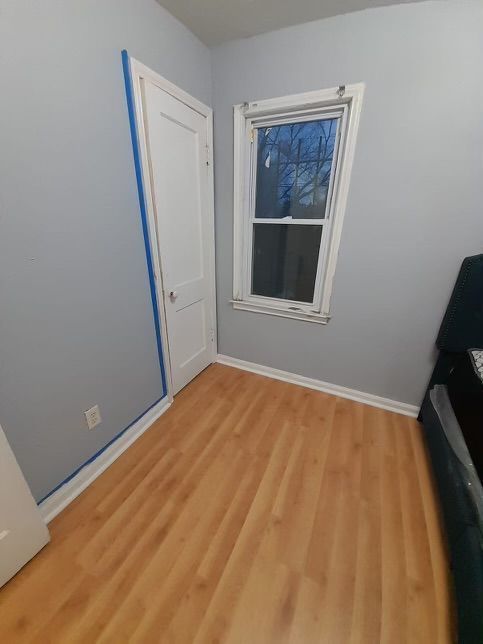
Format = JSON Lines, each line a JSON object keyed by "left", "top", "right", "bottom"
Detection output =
{"left": 232, "top": 84, "right": 364, "bottom": 323}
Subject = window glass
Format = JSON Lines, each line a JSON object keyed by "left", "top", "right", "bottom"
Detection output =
{"left": 255, "top": 119, "right": 338, "bottom": 220}
{"left": 252, "top": 224, "right": 322, "bottom": 302}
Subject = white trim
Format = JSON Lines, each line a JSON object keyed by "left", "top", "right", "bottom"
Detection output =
{"left": 233, "top": 104, "right": 247, "bottom": 302}
{"left": 231, "top": 300, "right": 329, "bottom": 324}
{"left": 129, "top": 59, "right": 174, "bottom": 402}
{"left": 320, "top": 87, "right": 364, "bottom": 317}
{"left": 130, "top": 58, "right": 212, "bottom": 119}
{"left": 217, "top": 354, "right": 419, "bottom": 418}
{"left": 128, "top": 56, "right": 218, "bottom": 400}
{"left": 206, "top": 107, "right": 218, "bottom": 358}
{"left": 232, "top": 83, "right": 364, "bottom": 324}
{"left": 39, "top": 398, "right": 171, "bottom": 523}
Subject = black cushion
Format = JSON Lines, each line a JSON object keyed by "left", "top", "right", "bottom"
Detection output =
{"left": 437, "top": 254, "right": 483, "bottom": 353}
{"left": 448, "top": 351, "right": 483, "bottom": 482}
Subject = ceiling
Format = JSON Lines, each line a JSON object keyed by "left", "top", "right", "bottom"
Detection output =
{"left": 156, "top": 0, "right": 429, "bottom": 46}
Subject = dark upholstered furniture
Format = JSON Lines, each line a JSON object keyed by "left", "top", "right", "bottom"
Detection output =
{"left": 420, "top": 254, "right": 483, "bottom": 644}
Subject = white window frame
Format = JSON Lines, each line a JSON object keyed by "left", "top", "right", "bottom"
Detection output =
{"left": 232, "top": 83, "right": 364, "bottom": 324}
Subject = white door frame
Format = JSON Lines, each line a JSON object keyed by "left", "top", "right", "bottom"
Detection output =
{"left": 127, "top": 55, "right": 217, "bottom": 403}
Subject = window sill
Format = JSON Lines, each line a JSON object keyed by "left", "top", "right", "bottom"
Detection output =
{"left": 230, "top": 300, "right": 330, "bottom": 325}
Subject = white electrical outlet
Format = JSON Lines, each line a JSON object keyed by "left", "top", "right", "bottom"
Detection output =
{"left": 84, "top": 404, "right": 102, "bottom": 430}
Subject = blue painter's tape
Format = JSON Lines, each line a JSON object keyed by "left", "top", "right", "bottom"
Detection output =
{"left": 37, "top": 395, "right": 164, "bottom": 505}
{"left": 37, "top": 52, "right": 169, "bottom": 507}
{"left": 121, "top": 49, "right": 168, "bottom": 396}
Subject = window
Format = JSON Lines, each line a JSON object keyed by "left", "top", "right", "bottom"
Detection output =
{"left": 232, "top": 84, "right": 364, "bottom": 323}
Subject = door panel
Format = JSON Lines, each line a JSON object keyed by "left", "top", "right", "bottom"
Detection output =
{"left": 0, "top": 425, "right": 50, "bottom": 587}
{"left": 175, "top": 299, "right": 207, "bottom": 368}
{"left": 142, "top": 81, "right": 214, "bottom": 395}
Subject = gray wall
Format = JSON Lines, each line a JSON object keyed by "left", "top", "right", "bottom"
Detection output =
{"left": 211, "top": 0, "right": 483, "bottom": 406}
{"left": 0, "top": 0, "right": 211, "bottom": 501}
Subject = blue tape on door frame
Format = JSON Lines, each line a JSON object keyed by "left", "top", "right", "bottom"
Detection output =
{"left": 37, "top": 52, "right": 169, "bottom": 506}
{"left": 121, "top": 49, "right": 168, "bottom": 396}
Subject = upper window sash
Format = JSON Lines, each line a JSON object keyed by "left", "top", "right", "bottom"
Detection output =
{"left": 250, "top": 113, "right": 343, "bottom": 224}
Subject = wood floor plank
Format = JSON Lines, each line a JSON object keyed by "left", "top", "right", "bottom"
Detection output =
{"left": 0, "top": 364, "right": 452, "bottom": 643}
{"left": 380, "top": 412, "right": 408, "bottom": 644}
{"left": 350, "top": 405, "right": 384, "bottom": 644}
{"left": 314, "top": 399, "right": 364, "bottom": 644}
{"left": 396, "top": 414, "right": 440, "bottom": 644}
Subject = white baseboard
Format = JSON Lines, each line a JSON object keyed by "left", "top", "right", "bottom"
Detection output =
{"left": 39, "top": 398, "right": 171, "bottom": 524}
{"left": 217, "top": 354, "right": 419, "bottom": 418}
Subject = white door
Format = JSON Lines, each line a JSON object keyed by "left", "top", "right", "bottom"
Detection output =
{"left": 0, "top": 424, "right": 50, "bottom": 587}
{"left": 142, "top": 79, "right": 215, "bottom": 395}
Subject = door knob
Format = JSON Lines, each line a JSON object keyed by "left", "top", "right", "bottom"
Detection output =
{"left": 169, "top": 290, "right": 178, "bottom": 299}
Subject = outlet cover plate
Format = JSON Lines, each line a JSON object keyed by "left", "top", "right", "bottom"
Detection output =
{"left": 84, "top": 405, "right": 102, "bottom": 430}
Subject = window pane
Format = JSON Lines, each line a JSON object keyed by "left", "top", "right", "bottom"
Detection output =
{"left": 255, "top": 119, "right": 338, "bottom": 220}
{"left": 252, "top": 224, "right": 322, "bottom": 303}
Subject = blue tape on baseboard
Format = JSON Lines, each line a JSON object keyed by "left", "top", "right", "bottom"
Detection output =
{"left": 37, "top": 395, "right": 164, "bottom": 505}
{"left": 121, "top": 49, "right": 168, "bottom": 396}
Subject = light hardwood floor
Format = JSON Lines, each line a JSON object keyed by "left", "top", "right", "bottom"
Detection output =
{"left": 0, "top": 364, "right": 453, "bottom": 643}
